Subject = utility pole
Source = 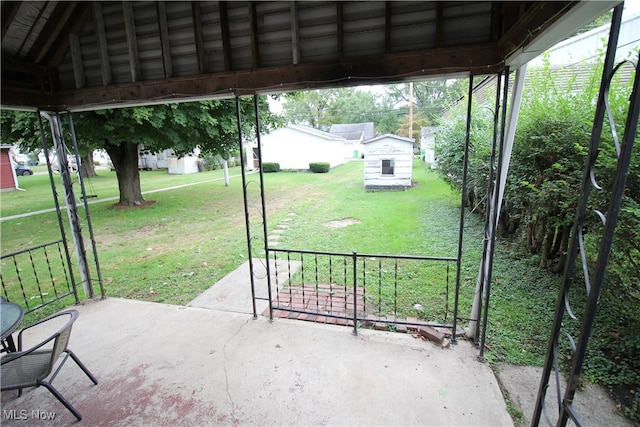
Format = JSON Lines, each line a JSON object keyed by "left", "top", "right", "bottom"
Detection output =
{"left": 409, "top": 82, "right": 414, "bottom": 139}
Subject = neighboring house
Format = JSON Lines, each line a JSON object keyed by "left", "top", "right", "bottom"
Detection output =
{"left": 363, "top": 134, "right": 414, "bottom": 190}
{"left": 138, "top": 147, "right": 200, "bottom": 174}
{"left": 138, "top": 147, "right": 171, "bottom": 170}
{"left": 1, "top": 145, "right": 18, "bottom": 191}
{"left": 258, "top": 125, "right": 346, "bottom": 170}
{"left": 444, "top": 11, "right": 639, "bottom": 114}
{"left": 420, "top": 126, "right": 439, "bottom": 168}
{"left": 329, "top": 122, "right": 375, "bottom": 159}
{"left": 168, "top": 155, "right": 200, "bottom": 174}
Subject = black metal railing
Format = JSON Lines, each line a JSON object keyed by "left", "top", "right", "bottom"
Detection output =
{"left": 269, "top": 248, "right": 457, "bottom": 335}
{"left": 0, "top": 240, "right": 78, "bottom": 314}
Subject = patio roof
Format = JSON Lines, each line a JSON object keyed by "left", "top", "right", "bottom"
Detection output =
{"left": 1, "top": 1, "right": 620, "bottom": 111}
{"left": 0, "top": 297, "right": 513, "bottom": 426}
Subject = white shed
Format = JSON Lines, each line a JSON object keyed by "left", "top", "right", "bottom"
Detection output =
{"left": 420, "top": 126, "right": 439, "bottom": 169}
{"left": 363, "top": 134, "right": 414, "bottom": 190}
{"left": 258, "top": 125, "right": 346, "bottom": 170}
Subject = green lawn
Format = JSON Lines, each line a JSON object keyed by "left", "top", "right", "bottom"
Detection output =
{"left": 0, "top": 160, "right": 555, "bottom": 365}
{"left": 4, "top": 159, "right": 636, "bottom": 422}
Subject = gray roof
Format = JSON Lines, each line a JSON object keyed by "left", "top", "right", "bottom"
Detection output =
{"left": 289, "top": 125, "right": 345, "bottom": 141}
{"left": 329, "top": 123, "right": 375, "bottom": 141}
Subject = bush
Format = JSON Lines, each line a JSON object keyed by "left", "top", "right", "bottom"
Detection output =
{"left": 262, "top": 162, "right": 280, "bottom": 173}
{"left": 309, "top": 162, "right": 330, "bottom": 173}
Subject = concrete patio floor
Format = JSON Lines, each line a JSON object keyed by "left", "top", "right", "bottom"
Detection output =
{"left": 0, "top": 296, "right": 514, "bottom": 426}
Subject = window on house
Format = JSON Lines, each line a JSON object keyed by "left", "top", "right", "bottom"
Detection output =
{"left": 381, "top": 159, "right": 394, "bottom": 176}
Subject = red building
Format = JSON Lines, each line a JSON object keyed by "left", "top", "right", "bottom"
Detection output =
{"left": 0, "top": 145, "right": 18, "bottom": 191}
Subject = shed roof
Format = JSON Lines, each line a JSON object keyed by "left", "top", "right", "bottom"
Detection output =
{"left": 1, "top": 1, "right": 619, "bottom": 111}
{"left": 364, "top": 134, "right": 415, "bottom": 144}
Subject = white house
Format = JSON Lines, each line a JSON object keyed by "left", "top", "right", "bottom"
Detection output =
{"left": 138, "top": 147, "right": 201, "bottom": 174}
{"left": 258, "top": 125, "right": 346, "bottom": 170}
{"left": 329, "top": 122, "right": 375, "bottom": 159}
{"left": 363, "top": 134, "right": 414, "bottom": 190}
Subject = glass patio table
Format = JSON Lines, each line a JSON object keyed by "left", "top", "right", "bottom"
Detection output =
{"left": 1, "top": 298, "right": 24, "bottom": 352}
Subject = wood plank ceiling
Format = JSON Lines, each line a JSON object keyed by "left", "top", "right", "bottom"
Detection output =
{"left": 0, "top": 1, "right": 607, "bottom": 111}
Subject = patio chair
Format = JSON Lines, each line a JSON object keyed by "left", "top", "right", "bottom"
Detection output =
{"left": 0, "top": 310, "right": 98, "bottom": 421}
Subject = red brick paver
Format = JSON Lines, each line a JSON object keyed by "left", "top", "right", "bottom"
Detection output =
{"left": 267, "top": 284, "right": 458, "bottom": 337}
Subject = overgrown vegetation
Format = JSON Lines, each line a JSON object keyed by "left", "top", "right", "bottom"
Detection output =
{"left": 435, "top": 49, "right": 639, "bottom": 420}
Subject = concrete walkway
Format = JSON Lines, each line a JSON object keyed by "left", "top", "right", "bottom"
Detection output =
{"left": 188, "top": 258, "right": 301, "bottom": 315}
{"left": 1, "top": 296, "right": 513, "bottom": 426}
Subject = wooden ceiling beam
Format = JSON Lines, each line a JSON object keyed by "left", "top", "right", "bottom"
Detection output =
{"left": 191, "top": 1, "right": 207, "bottom": 74}
{"left": 248, "top": 2, "right": 260, "bottom": 68}
{"left": 42, "top": 2, "right": 92, "bottom": 67}
{"left": 93, "top": 2, "right": 112, "bottom": 86}
{"left": 290, "top": 2, "right": 299, "bottom": 65}
{"left": 1, "top": 44, "right": 500, "bottom": 110}
{"left": 384, "top": 2, "right": 391, "bottom": 54}
{"left": 219, "top": 1, "right": 231, "bottom": 72}
{"left": 336, "top": 2, "right": 343, "bottom": 61}
{"left": 498, "top": 1, "right": 574, "bottom": 59}
{"left": 156, "top": 2, "right": 173, "bottom": 78}
{"left": 1, "top": 1, "right": 20, "bottom": 41}
{"left": 25, "top": 2, "right": 77, "bottom": 64}
{"left": 123, "top": 1, "right": 141, "bottom": 82}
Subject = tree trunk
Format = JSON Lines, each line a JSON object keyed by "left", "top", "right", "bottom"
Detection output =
{"left": 550, "top": 226, "right": 570, "bottom": 274}
{"left": 540, "top": 229, "right": 551, "bottom": 269}
{"left": 105, "top": 142, "right": 146, "bottom": 206}
{"left": 80, "top": 152, "right": 97, "bottom": 178}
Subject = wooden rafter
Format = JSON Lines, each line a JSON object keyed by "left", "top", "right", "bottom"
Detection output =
{"left": 385, "top": 2, "right": 391, "bottom": 53}
{"left": 191, "top": 1, "right": 206, "bottom": 74}
{"left": 123, "top": 1, "right": 141, "bottom": 82}
{"left": 1, "top": 1, "right": 21, "bottom": 41}
{"left": 25, "top": 2, "right": 76, "bottom": 64}
{"left": 219, "top": 1, "right": 231, "bottom": 72}
{"left": 42, "top": 3, "right": 92, "bottom": 67}
{"left": 336, "top": 2, "right": 343, "bottom": 61}
{"left": 69, "top": 33, "right": 85, "bottom": 89}
{"left": 291, "top": 2, "right": 299, "bottom": 65}
{"left": 93, "top": 2, "right": 112, "bottom": 86}
{"left": 156, "top": 1, "right": 173, "bottom": 78}
{"left": 435, "top": 2, "right": 443, "bottom": 49}
{"left": 248, "top": 2, "right": 259, "bottom": 68}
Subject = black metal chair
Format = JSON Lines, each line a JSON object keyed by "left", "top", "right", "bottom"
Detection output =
{"left": 0, "top": 310, "right": 98, "bottom": 420}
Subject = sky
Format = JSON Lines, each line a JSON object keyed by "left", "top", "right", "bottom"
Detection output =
{"left": 624, "top": 1, "right": 640, "bottom": 16}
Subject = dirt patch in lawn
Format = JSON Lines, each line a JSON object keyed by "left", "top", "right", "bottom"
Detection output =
{"left": 323, "top": 218, "right": 361, "bottom": 228}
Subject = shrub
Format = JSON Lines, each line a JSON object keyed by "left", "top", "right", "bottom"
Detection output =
{"left": 262, "top": 162, "right": 280, "bottom": 172}
{"left": 309, "top": 162, "right": 330, "bottom": 173}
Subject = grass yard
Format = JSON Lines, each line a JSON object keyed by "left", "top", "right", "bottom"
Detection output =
{"left": 1, "top": 160, "right": 558, "bottom": 366}
{"left": 4, "top": 159, "right": 637, "bottom": 422}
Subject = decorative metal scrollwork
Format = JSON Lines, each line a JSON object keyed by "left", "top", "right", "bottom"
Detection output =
{"left": 532, "top": 5, "right": 640, "bottom": 426}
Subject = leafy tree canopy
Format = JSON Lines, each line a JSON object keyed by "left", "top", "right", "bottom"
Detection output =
{"left": 1, "top": 97, "right": 273, "bottom": 206}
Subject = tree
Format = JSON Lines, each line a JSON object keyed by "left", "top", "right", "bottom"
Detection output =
{"left": 396, "top": 111, "right": 431, "bottom": 142}
{"left": 434, "top": 100, "right": 494, "bottom": 210}
{"left": 1, "top": 109, "right": 98, "bottom": 177}
{"left": 281, "top": 86, "right": 400, "bottom": 132}
{"left": 1, "top": 97, "right": 272, "bottom": 207}
{"left": 385, "top": 79, "right": 467, "bottom": 123}
{"left": 282, "top": 89, "right": 338, "bottom": 129}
